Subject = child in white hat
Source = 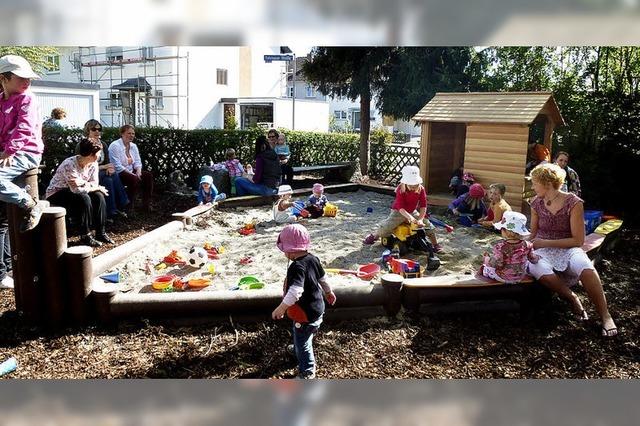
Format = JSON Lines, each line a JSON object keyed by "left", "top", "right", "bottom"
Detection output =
{"left": 197, "top": 174, "right": 226, "bottom": 205}
{"left": 363, "top": 165, "right": 440, "bottom": 251}
{"left": 481, "top": 211, "right": 539, "bottom": 283}
{"left": 273, "top": 184, "right": 298, "bottom": 223}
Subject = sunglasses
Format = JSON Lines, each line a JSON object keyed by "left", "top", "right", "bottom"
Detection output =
{"left": 90, "top": 127, "right": 103, "bottom": 132}
{"left": 267, "top": 135, "right": 277, "bottom": 138}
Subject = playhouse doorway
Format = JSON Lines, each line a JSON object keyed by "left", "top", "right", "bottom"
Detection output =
{"left": 426, "top": 122, "right": 466, "bottom": 198}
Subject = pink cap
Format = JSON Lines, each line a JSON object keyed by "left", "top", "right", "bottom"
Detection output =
{"left": 468, "top": 183, "right": 485, "bottom": 198}
{"left": 276, "top": 224, "right": 311, "bottom": 253}
{"left": 313, "top": 183, "right": 324, "bottom": 193}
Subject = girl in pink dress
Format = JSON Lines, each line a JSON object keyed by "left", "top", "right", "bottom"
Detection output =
{"left": 528, "top": 163, "right": 617, "bottom": 337}
{"left": 482, "top": 211, "right": 539, "bottom": 283}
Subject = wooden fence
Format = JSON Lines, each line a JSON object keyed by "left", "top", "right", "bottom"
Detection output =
{"left": 370, "top": 143, "right": 421, "bottom": 186}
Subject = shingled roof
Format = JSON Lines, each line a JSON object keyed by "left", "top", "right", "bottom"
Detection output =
{"left": 412, "top": 92, "right": 564, "bottom": 126}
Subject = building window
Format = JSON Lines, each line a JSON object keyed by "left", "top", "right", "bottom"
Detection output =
{"left": 341, "top": 111, "right": 347, "bottom": 119}
{"left": 106, "top": 46, "right": 123, "bottom": 62}
{"left": 288, "top": 86, "right": 294, "bottom": 97}
{"left": 216, "top": 68, "right": 228, "bottom": 85}
{"left": 71, "top": 51, "right": 81, "bottom": 73}
{"left": 305, "top": 84, "right": 315, "bottom": 98}
{"left": 109, "top": 92, "right": 122, "bottom": 108}
{"left": 141, "top": 47, "right": 154, "bottom": 59}
{"left": 154, "top": 90, "right": 164, "bottom": 109}
{"left": 334, "top": 111, "right": 342, "bottom": 119}
{"left": 45, "top": 55, "right": 60, "bottom": 73}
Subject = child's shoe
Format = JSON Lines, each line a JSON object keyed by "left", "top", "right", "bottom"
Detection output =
{"left": 363, "top": 234, "right": 377, "bottom": 245}
{"left": 297, "top": 370, "right": 316, "bottom": 379}
{"left": 20, "top": 199, "right": 45, "bottom": 233}
{"left": 433, "top": 243, "right": 443, "bottom": 253}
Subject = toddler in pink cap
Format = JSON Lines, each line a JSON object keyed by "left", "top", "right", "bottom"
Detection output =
{"left": 271, "top": 223, "right": 336, "bottom": 379}
{"left": 305, "top": 182, "right": 328, "bottom": 218}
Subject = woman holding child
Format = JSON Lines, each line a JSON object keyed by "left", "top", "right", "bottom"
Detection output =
{"left": 528, "top": 163, "right": 617, "bottom": 337}
{"left": 234, "top": 135, "right": 281, "bottom": 196}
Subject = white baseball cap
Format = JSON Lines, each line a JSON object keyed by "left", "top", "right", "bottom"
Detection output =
{"left": 0, "top": 55, "right": 40, "bottom": 79}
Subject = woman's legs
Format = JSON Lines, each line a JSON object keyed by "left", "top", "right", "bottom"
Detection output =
{"left": 537, "top": 273, "right": 586, "bottom": 316}
{"left": 579, "top": 269, "right": 617, "bottom": 335}
{"left": 119, "top": 171, "right": 140, "bottom": 210}
{"left": 88, "top": 191, "right": 107, "bottom": 234}
{"left": 235, "top": 177, "right": 276, "bottom": 196}
{"left": 99, "top": 171, "right": 118, "bottom": 216}
{"left": 48, "top": 189, "right": 93, "bottom": 235}
{"left": 111, "top": 171, "right": 130, "bottom": 211}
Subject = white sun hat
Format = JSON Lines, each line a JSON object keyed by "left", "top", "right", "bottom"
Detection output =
{"left": 400, "top": 165, "right": 423, "bottom": 185}
{"left": 277, "top": 184, "right": 293, "bottom": 195}
{"left": 0, "top": 55, "right": 40, "bottom": 79}
{"left": 493, "top": 211, "right": 531, "bottom": 237}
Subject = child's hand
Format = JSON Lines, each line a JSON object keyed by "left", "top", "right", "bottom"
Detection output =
{"left": 0, "top": 152, "right": 13, "bottom": 168}
{"left": 452, "top": 208, "right": 460, "bottom": 215}
{"left": 271, "top": 303, "right": 288, "bottom": 320}
{"left": 324, "top": 291, "right": 336, "bottom": 305}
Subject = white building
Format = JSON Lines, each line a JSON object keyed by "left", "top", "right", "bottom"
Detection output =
{"left": 40, "top": 46, "right": 329, "bottom": 131}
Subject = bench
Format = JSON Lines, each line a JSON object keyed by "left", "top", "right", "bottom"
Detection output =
{"left": 292, "top": 162, "right": 355, "bottom": 182}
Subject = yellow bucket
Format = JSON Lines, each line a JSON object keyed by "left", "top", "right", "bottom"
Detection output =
{"left": 323, "top": 203, "right": 338, "bottom": 217}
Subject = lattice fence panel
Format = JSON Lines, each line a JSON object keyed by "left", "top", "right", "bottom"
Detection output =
{"left": 370, "top": 143, "right": 421, "bottom": 186}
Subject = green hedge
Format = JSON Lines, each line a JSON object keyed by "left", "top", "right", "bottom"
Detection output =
{"left": 41, "top": 127, "right": 360, "bottom": 189}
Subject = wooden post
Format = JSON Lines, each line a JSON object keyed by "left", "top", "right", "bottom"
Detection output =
{"left": 381, "top": 273, "right": 403, "bottom": 318}
{"left": 64, "top": 246, "right": 94, "bottom": 325}
{"left": 419, "top": 122, "right": 431, "bottom": 191}
{"left": 7, "top": 167, "right": 41, "bottom": 321}
{"left": 92, "top": 279, "right": 118, "bottom": 325}
{"left": 38, "top": 207, "right": 68, "bottom": 328}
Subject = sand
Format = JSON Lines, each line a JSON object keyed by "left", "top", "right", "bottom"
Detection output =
{"left": 109, "top": 190, "right": 502, "bottom": 293}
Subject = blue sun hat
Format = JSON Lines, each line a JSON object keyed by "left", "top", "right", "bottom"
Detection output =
{"left": 493, "top": 211, "right": 530, "bottom": 236}
{"left": 200, "top": 175, "right": 213, "bottom": 185}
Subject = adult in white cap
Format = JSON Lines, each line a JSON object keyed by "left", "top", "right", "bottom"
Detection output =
{"left": 363, "top": 165, "right": 440, "bottom": 251}
{"left": 0, "top": 55, "right": 44, "bottom": 229}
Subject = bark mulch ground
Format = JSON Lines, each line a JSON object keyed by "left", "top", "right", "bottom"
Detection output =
{"left": 0, "top": 190, "right": 638, "bottom": 378}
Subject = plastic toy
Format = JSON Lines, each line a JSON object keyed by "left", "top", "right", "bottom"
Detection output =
{"left": 428, "top": 217, "right": 454, "bottom": 233}
{"left": 239, "top": 256, "right": 253, "bottom": 265}
{"left": 325, "top": 263, "right": 381, "bottom": 281}
{"left": 207, "top": 263, "right": 216, "bottom": 274}
{"left": 389, "top": 258, "right": 425, "bottom": 278}
{"left": 99, "top": 271, "right": 120, "bottom": 283}
{"left": 187, "top": 246, "right": 208, "bottom": 268}
{"left": 291, "top": 201, "right": 310, "bottom": 218}
{"left": 0, "top": 357, "right": 17, "bottom": 377}
{"left": 380, "top": 222, "right": 440, "bottom": 271}
{"left": 152, "top": 274, "right": 179, "bottom": 290}
{"left": 323, "top": 203, "right": 338, "bottom": 217}
{"left": 234, "top": 275, "right": 265, "bottom": 290}
{"left": 155, "top": 262, "right": 167, "bottom": 270}
{"left": 163, "top": 250, "right": 186, "bottom": 265}
{"left": 238, "top": 224, "right": 256, "bottom": 236}
{"left": 188, "top": 278, "right": 212, "bottom": 288}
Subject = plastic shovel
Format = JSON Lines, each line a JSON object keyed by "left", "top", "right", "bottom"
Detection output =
{"left": 325, "top": 263, "right": 381, "bottom": 281}
{"left": 428, "top": 217, "right": 454, "bottom": 233}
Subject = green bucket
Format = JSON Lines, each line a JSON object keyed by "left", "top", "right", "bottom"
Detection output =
{"left": 237, "top": 276, "right": 264, "bottom": 290}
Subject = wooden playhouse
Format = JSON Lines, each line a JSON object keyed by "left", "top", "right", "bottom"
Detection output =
{"left": 412, "top": 92, "right": 564, "bottom": 213}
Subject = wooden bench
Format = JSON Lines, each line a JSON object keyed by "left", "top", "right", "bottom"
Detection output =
{"left": 292, "top": 162, "right": 355, "bottom": 181}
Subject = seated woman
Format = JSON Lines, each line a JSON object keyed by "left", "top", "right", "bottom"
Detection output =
{"left": 528, "top": 163, "right": 617, "bottom": 337}
{"left": 108, "top": 124, "right": 154, "bottom": 212}
{"left": 45, "top": 138, "right": 114, "bottom": 247}
{"left": 234, "top": 135, "right": 281, "bottom": 196}
{"left": 78, "top": 120, "right": 129, "bottom": 221}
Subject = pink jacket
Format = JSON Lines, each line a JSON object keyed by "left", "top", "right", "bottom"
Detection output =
{"left": 0, "top": 90, "right": 44, "bottom": 156}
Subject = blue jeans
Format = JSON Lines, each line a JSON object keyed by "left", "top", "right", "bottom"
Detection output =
{"left": 0, "top": 152, "right": 41, "bottom": 207}
{"left": 293, "top": 316, "right": 322, "bottom": 375}
{"left": 99, "top": 170, "right": 129, "bottom": 216}
{"left": 234, "top": 177, "right": 277, "bottom": 196}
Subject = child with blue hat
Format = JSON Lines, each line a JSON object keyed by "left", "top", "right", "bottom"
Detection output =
{"left": 197, "top": 175, "right": 226, "bottom": 205}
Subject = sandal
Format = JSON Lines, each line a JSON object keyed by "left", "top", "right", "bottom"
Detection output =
{"left": 575, "top": 309, "right": 589, "bottom": 321}
{"left": 601, "top": 326, "right": 618, "bottom": 337}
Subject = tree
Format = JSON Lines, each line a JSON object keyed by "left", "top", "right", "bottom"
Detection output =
{"left": 0, "top": 46, "right": 59, "bottom": 75}
{"left": 302, "top": 47, "right": 396, "bottom": 174}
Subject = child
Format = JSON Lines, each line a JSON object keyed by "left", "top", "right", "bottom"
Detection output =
{"left": 478, "top": 183, "right": 512, "bottom": 229}
{"left": 271, "top": 223, "right": 336, "bottom": 379}
{"left": 0, "top": 55, "right": 46, "bottom": 233}
{"left": 224, "top": 148, "right": 244, "bottom": 196}
{"left": 273, "top": 184, "right": 297, "bottom": 223}
{"left": 448, "top": 166, "right": 463, "bottom": 195}
{"left": 197, "top": 175, "right": 226, "bottom": 205}
{"left": 306, "top": 183, "right": 328, "bottom": 219}
{"left": 363, "top": 165, "right": 440, "bottom": 251}
{"left": 481, "top": 211, "right": 539, "bottom": 283}
{"left": 455, "top": 171, "right": 475, "bottom": 197}
{"left": 448, "top": 183, "right": 487, "bottom": 224}
{"left": 274, "top": 132, "right": 293, "bottom": 185}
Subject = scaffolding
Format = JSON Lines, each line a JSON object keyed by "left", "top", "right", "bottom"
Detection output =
{"left": 74, "top": 46, "right": 189, "bottom": 128}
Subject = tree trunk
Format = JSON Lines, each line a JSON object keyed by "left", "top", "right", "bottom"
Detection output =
{"left": 359, "top": 90, "right": 371, "bottom": 175}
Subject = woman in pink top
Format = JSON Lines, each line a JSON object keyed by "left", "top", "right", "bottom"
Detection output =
{"left": 0, "top": 55, "right": 46, "bottom": 232}
{"left": 528, "top": 163, "right": 617, "bottom": 337}
{"left": 363, "top": 165, "right": 440, "bottom": 250}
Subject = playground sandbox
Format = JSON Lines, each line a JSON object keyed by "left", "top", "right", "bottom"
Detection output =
{"left": 98, "top": 190, "right": 501, "bottom": 295}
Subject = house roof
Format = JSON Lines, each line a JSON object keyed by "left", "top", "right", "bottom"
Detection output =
{"left": 111, "top": 77, "right": 152, "bottom": 92}
{"left": 412, "top": 92, "right": 565, "bottom": 126}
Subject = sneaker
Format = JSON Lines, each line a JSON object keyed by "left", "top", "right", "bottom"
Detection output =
{"left": 95, "top": 233, "right": 115, "bottom": 244}
{"left": 215, "top": 193, "right": 227, "bottom": 202}
{"left": 363, "top": 234, "right": 377, "bottom": 245}
{"left": 20, "top": 200, "right": 45, "bottom": 233}
{"left": 297, "top": 371, "right": 316, "bottom": 379}
{"left": 0, "top": 276, "right": 14, "bottom": 289}
{"left": 80, "top": 234, "right": 102, "bottom": 247}
{"left": 115, "top": 210, "right": 128, "bottom": 219}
